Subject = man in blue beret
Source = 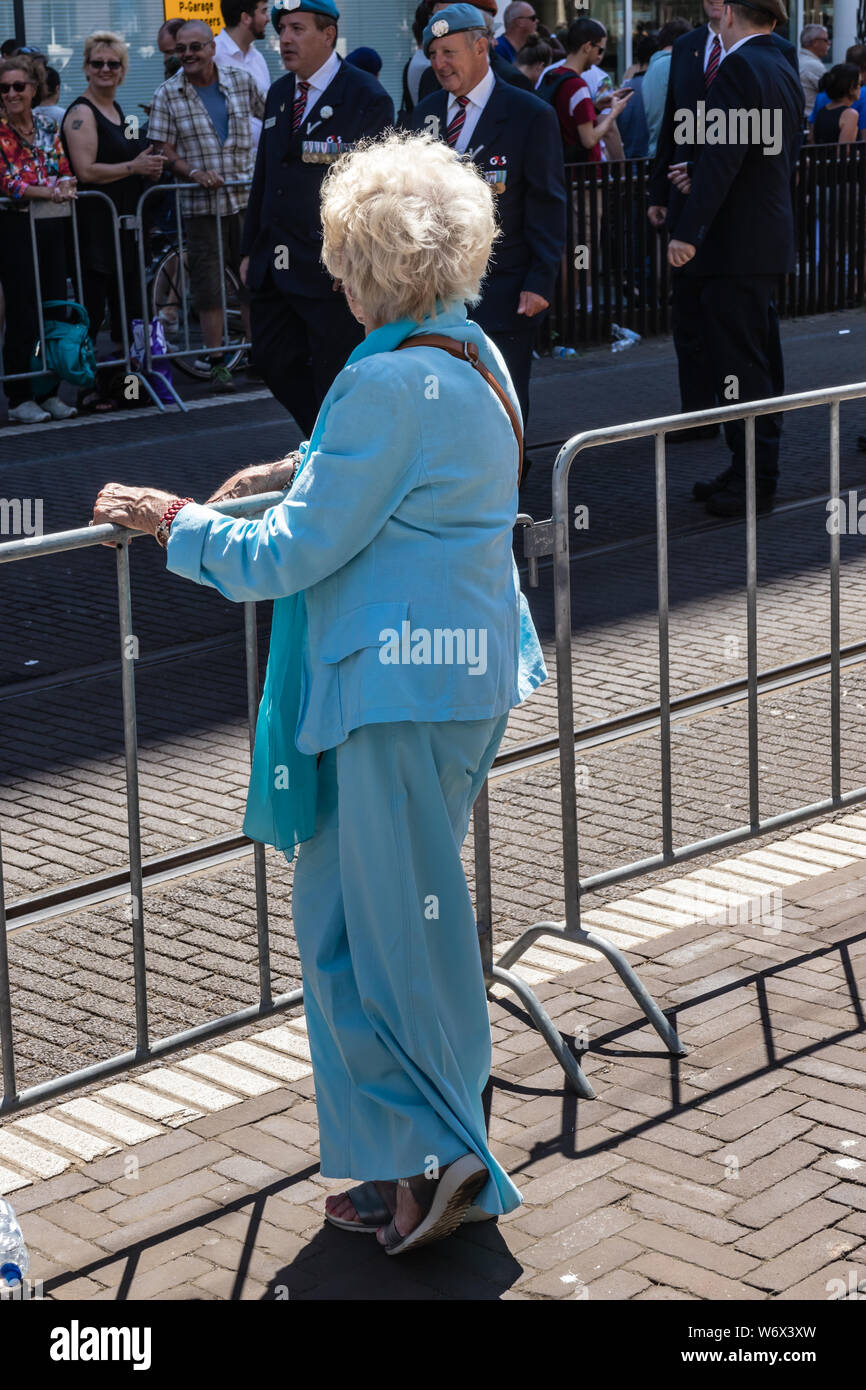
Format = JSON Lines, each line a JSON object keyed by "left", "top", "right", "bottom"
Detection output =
{"left": 240, "top": 0, "right": 394, "bottom": 431}
{"left": 409, "top": 2, "right": 565, "bottom": 446}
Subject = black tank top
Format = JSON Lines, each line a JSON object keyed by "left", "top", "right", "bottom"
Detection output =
{"left": 62, "top": 96, "right": 145, "bottom": 271}
{"left": 812, "top": 104, "right": 846, "bottom": 145}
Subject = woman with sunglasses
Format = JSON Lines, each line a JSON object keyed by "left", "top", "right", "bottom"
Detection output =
{"left": 62, "top": 32, "right": 165, "bottom": 411}
{"left": 0, "top": 54, "right": 77, "bottom": 423}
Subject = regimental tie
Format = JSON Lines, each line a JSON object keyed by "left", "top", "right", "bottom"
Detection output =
{"left": 445, "top": 95, "right": 470, "bottom": 148}
{"left": 705, "top": 33, "right": 721, "bottom": 89}
{"left": 292, "top": 79, "right": 311, "bottom": 133}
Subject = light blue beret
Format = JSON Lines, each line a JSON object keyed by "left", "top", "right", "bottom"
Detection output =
{"left": 271, "top": 0, "right": 340, "bottom": 33}
{"left": 422, "top": 4, "right": 487, "bottom": 57}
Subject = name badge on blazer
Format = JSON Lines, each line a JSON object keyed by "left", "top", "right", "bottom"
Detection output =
{"left": 301, "top": 137, "right": 349, "bottom": 163}
{"left": 264, "top": 115, "right": 276, "bottom": 129}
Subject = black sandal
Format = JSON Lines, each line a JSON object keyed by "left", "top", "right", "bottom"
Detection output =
{"left": 324, "top": 1180, "right": 396, "bottom": 1234}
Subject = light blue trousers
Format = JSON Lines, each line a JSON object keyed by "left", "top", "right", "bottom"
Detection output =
{"left": 287, "top": 715, "right": 522, "bottom": 1216}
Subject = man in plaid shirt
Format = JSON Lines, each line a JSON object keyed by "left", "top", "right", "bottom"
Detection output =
{"left": 149, "top": 19, "right": 267, "bottom": 391}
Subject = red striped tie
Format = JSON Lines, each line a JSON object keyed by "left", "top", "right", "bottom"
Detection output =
{"left": 705, "top": 34, "right": 721, "bottom": 89}
{"left": 445, "top": 95, "right": 469, "bottom": 147}
{"left": 292, "top": 79, "right": 310, "bottom": 132}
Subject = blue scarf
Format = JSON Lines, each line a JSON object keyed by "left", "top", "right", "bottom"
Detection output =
{"left": 242, "top": 311, "right": 428, "bottom": 858}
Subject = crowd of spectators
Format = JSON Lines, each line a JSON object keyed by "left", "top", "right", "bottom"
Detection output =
{"left": 0, "top": 5, "right": 863, "bottom": 425}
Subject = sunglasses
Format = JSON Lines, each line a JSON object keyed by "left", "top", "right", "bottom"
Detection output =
{"left": 89, "top": 58, "right": 123, "bottom": 70}
{"left": 175, "top": 42, "right": 210, "bottom": 54}
{"left": 0, "top": 81, "right": 31, "bottom": 94}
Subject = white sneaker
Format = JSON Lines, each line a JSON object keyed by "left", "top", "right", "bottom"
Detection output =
{"left": 8, "top": 400, "right": 50, "bottom": 424}
{"left": 40, "top": 396, "right": 78, "bottom": 420}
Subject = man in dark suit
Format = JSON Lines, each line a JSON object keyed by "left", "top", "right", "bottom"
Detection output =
{"left": 417, "top": 0, "right": 534, "bottom": 100}
{"left": 240, "top": 0, "right": 394, "bottom": 432}
{"left": 409, "top": 3, "right": 565, "bottom": 438}
{"left": 665, "top": 0, "right": 803, "bottom": 517}
{"left": 649, "top": 0, "right": 801, "bottom": 450}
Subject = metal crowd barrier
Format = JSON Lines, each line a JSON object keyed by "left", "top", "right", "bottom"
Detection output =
{"left": 0, "top": 490, "right": 291, "bottom": 1116}
{"left": 504, "top": 377, "right": 866, "bottom": 1095}
{"left": 543, "top": 142, "right": 866, "bottom": 353}
{"left": 0, "top": 191, "right": 170, "bottom": 412}
{"left": 132, "top": 179, "right": 253, "bottom": 403}
{"left": 2, "top": 400, "right": 866, "bottom": 1111}
{"left": 0, "top": 180, "right": 255, "bottom": 416}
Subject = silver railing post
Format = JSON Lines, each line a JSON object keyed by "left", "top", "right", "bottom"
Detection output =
{"left": 829, "top": 400, "right": 841, "bottom": 800}
{"left": 745, "top": 414, "right": 760, "bottom": 829}
{"left": 115, "top": 539, "right": 149, "bottom": 1054}
{"left": 655, "top": 430, "right": 673, "bottom": 856}
{"left": 244, "top": 602, "right": 272, "bottom": 1008}
{"left": 0, "top": 830, "right": 17, "bottom": 1104}
{"left": 553, "top": 443, "right": 582, "bottom": 935}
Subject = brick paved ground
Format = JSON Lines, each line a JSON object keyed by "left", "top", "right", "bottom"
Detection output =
{"left": 8, "top": 853, "right": 864, "bottom": 1301}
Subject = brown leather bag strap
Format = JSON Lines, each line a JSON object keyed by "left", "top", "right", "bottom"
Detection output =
{"left": 395, "top": 333, "right": 524, "bottom": 487}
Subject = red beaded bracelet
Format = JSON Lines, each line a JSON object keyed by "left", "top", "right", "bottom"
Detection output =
{"left": 155, "top": 497, "right": 194, "bottom": 549}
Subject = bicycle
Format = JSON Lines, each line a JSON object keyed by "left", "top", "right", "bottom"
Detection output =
{"left": 146, "top": 229, "right": 247, "bottom": 381}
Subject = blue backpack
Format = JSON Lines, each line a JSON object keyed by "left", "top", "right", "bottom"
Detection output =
{"left": 30, "top": 300, "right": 97, "bottom": 396}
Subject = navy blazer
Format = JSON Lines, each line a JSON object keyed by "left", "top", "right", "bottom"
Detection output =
{"left": 241, "top": 59, "right": 394, "bottom": 298}
{"left": 408, "top": 79, "right": 566, "bottom": 330}
{"left": 671, "top": 35, "right": 803, "bottom": 276}
{"left": 649, "top": 24, "right": 802, "bottom": 221}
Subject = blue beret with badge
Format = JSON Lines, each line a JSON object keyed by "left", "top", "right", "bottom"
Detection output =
{"left": 271, "top": 0, "right": 340, "bottom": 33}
{"left": 422, "top": 3, "right": 488, "bottom": 57}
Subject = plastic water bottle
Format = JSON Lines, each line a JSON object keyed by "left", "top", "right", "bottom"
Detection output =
{"left": 611, "top": 324, "right": 641, "bottom": 353}
{"left": 0, "top": 1199, "right": 29, "bottom": 1289}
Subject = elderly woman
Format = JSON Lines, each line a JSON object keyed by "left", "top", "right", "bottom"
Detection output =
{"left": 0, "top": 55, "right": 77, "bottom": 423}
{"left": 92, "top": 131, "right": 545, "bottom": 1255}
{"left": 62, "top": 33, "right": 164, "bottom": 409}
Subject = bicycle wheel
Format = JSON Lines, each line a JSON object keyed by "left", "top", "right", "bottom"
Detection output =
{"left": 149, "top": 247, "right": 247, "bottom": 380}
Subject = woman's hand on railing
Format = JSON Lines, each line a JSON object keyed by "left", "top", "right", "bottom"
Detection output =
{"left": 91, "top": 483, "right": 179, "bottom": 541}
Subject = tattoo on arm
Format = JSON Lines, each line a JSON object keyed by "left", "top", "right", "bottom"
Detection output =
{"left": 71, "top": 119, "right": 83, "bottom": 129}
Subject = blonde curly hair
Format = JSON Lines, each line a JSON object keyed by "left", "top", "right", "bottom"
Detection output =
{"left": 320, "top": 130, "right": 499, "bottom": 326}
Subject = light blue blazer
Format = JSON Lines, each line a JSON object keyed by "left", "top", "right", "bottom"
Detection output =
{"left": 166, "top": 304, "right": 546, "bottom": 758}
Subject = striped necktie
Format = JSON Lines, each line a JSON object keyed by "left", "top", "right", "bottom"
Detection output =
{"left": 292, "top": 79, "right": 310, "bottom": 132}
{"left": 445, "top": 95, "right": 469, "bottom": 147}
{"left": 705, "top": 34, "right": 721, "bottom": 89}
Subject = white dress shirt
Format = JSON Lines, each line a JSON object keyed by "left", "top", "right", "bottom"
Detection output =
{"left": 293, "top": 49, "right": 342, "bottom": 128}
{"left": 447, "top": 65, "right": 495, "bottom": 153}
{"left": 214, "top": 28, "right": 271, "bottom": 147}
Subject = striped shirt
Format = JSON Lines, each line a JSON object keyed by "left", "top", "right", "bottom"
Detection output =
{"left": 148, "top": 62, "right": 266, "bottom": 215}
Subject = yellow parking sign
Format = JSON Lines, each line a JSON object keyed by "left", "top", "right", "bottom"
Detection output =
{"left": 162, "top": 0, "right": 224, "bottom": 35}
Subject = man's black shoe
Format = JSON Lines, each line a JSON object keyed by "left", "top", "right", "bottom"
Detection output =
{"left": 668, "top": 424, "right": 720, "bottom": 444}
{"left": 705, "top": 487, "right": 775, "bottom": 518}
{"left": 692, "top": 468, "right": 733, "bottom": 501}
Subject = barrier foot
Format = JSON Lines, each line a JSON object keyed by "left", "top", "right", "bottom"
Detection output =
{"left": 489, "top": 963, "right": 596, "bottom": 1098}
{"left": 146, "top": 370, "right": 188, "bottom": 412}
{"left": 579, "top": 928, "right": 687, "bottom": 1057}
{"left": 133, "top": 372, "right": 167, "bottom": 412}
